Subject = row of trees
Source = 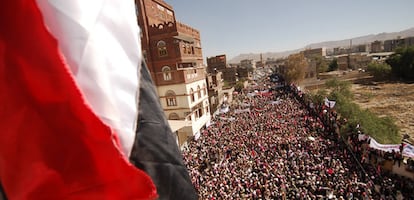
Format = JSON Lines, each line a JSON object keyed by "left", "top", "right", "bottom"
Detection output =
{"left": 308, "top": 79, "right": 401, "bottom": 144}
{"left": 367, "top": 46, "right": 414, "bottom": 81}
{"left": 282, "top": 47, "right": 413, "bottom": 143}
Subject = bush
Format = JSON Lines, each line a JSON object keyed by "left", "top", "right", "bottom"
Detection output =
{"left": 367, "top": 62, "right": 392, "bottom": 80}
{"left": 386, "top": 46, "right": 414, "bottom": 80}
{"left": 328, "top": 58, "right": 338, "bottom": 71}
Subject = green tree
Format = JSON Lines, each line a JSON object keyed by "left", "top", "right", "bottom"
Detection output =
{"left": 386, "top": 46, "right": 414, "bottom": 80}
{"left": 317, "top": 79, "right": 401, "bottom": 143}
{"left": 325, "top": 78, "right": 353, "bottom": 100}
{"left": 234, "top": 81, "right": 245, "bottom": 92}
{"left": 328, "top": 58, "right": 338, "bottom": 71}
{"left": 308, "top": 89, "right": 328, "bottom": 105}
{"left": 312, "top": 55, "right": 328, "bottom": 73}
{"left": 366, "top": 62, "right": 392, "bottom": 80}
{"left": 284, "top": 53, "right": 307, "bottom": 84}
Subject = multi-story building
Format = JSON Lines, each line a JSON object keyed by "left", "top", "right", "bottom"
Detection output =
{"left": 333, "top": 47, "right": 350, "bottom": 55}
{"left": 237, "top": 59, "right": 255, "bottom": 80}
{"left": 336, "top": 53, "right": 372, "bottom": 70}
{"left": 222, "top": 67, "right": 238, "bottom": 85}
{"left": 136, "top": 0, "right": 210, "bottom": 147}
{"left": 240, "top": 59, "right": 256, "bottom": 69}
{"left": 206, "top": 72, "right": 225, "bottom": 115}
{"left": 384, "top": 38, "right": 403, "bottom": 52}
{"left": 302, "top": 47, "right": 326, "bottom": 58}
{"left": 384, "top": 36, "right": 414, "bottom": 52}
{"left": 265, "top": 58, "right": 287, "bottom": 75}
{"left": 371, "top": 40, "right": 384, "bottom": 53}
{"left": 351, "top": 44, "right": 370, "bottom": 53}
{"left": 206, "top": 54, "right": 227, "bottom": 74}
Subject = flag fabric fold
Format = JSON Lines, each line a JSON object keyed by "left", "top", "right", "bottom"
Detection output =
{"left": 130, "top": 61, "right": 198, "bottom": 200}
{"left": 36, "top": 0, "right": 141, "bottom": 157}
{"left": 0, "top": 0, "right": 157, "bottom": 199}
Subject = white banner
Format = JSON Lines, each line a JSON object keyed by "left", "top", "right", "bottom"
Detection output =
{"left": 219, "top": 105, "right": 229, "bottom": 114}
{"left": 402, "top": 144, "right": 414, "bottom": 158}
{"left": 234, "top": 108, "right": 250, "bottom": 114}
{"left": 324, "top": 97, "right": 336, "bottom": 108}
{"left": 358, "top": 134, "right": 370, "bottom": 141}
{"left": 369, "top": 138, "right": 401, "bottom": 153}
{"left": 357, "top": 135, "right": 414, "bottom": 158}
{"left": 269, "top": 100, "right": 282, "bottom": 105}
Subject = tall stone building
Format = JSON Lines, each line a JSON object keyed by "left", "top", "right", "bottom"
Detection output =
{"left": 136, "top": 0, "right": 210, "bottom": 146}
{"left": 206, "top": 54, "right": 227, "bottom": 74}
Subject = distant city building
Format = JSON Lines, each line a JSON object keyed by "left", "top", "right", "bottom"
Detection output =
{"left": 222, "top": 67, "right": 237, "bottom": 85}
{"left": 256, "top": 53, "right": 265, "bottom": 68}
{"left": 384, "top": 36, "right": 414, "bottom": 52}
{"left": 206, "top": 72, "right": 225, "bottom": 115}
{"left": 302, "top": 47, "right": 326, "bottom": 58}
{"left": 240, "top": 59, "right": 256, "bottom": 69}
{"left": 336, "top": 53, "right": 372, "bottom": 70}
{"left": 256, "top": 60, "right": 265, "bottom": 68}
{"left": 136, "top": 0, "right": 210, "bottom": 147}
{"left": 370, "top": 40, "right": 384, "bottom": 53}
{"left": 351, "top": 44, "right": 370, "bottom": 53}
{"left": 333, "top": 47, "right": 350, "bottom": 55}
{"left": 237, "top": 67, "right": 251, "bottom": 80}
{"left": 206, "top": 54, "right": 227, "bottom": 74}
{"left": 265, "top": 58, "right": 287, "bottom": 75}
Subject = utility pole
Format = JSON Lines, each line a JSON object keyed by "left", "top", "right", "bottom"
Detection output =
{"left": 348, "top": 39, "right": 352, "bottom": 70}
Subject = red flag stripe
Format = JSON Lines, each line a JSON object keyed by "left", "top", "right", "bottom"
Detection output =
{"left": 0, "top": 0, "right": 156, "bottom": 199}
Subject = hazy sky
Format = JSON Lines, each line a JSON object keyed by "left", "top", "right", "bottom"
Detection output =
{"left": 168, "top": 0, "right": 414, "bottom": 59}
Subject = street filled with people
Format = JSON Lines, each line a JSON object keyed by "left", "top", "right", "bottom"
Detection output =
{"left": 183, "top": 76, "right": 414, "bottom": 199}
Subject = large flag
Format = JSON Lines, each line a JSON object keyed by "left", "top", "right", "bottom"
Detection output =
{"left": 0, "top": 0, "right": 157, "bottom": 199}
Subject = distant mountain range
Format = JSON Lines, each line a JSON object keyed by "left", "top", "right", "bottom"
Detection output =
{"left": 229, "top": 27, "right": 414, "bottom": 63}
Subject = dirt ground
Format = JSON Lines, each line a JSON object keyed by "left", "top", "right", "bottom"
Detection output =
{"left": 351, "top": 81, "right": 414, "bottom": 142}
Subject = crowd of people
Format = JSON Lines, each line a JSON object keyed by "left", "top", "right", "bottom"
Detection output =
{"left": 347, "top": 130, "right": 414, "bottom": 198}
{"left": 182, "top": 77, "right": 414, "bottom": 199}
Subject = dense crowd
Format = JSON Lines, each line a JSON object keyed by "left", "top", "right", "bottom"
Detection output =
{"left": 184, "top": 85, "right": 368, "bottom": 199}
{"left": 183, "top": 78, "right": 414, "bottom": 199}
{"left": 347, "top": 132, "right": 414, "bottom": 198}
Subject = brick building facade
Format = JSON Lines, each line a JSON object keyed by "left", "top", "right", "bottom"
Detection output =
{"left": 206, "top": 54, "right": 227, "bottom": 74}
{"left": 136, "top": 0, "right": 210, "bottom": 147}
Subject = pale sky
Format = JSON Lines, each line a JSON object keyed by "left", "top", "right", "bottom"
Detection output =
{"left": 169, "top": 0, "right": 414, "bottom": 59}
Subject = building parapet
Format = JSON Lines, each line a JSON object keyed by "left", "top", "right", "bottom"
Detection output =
{"left": 176, "top": 21, "right": 200, "bottom": 38}
{"left": 148, "top": 21, "right": 177, "bottom": 35}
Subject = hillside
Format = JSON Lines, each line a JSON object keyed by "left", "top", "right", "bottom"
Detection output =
{"left": 229, "top": 27, "right": 414, "bottom": 63}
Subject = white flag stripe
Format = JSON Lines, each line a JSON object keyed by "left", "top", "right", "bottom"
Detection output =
{"left": 36, "top": 0, "right": 141, "bottom": 156}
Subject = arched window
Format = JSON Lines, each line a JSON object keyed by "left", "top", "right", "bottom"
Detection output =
{"left": 190, "top": 88, "right": 195, "bottom": 102}
{"left": 197, "top": 85, "right": 201, "bottom": 99}
{"left": 202, "top": 83, "right": 207, "bottom": 96}
{"left": 168, "top": 113, "right": 180, "bottom": 120}
{"left": 165, "top": 90, "right": 176, "bottom": 106}
{"left": 157, "top": 40, "right": 168, "bottom": 57}
{"left": 195, "top": 107, "right": 203, "bottom": 119}
{"left": 162, "top": 66, "right": 171, "bottom": 81}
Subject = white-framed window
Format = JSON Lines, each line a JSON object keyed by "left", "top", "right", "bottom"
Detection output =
{"left": 202, "top": 83, "right": 207, "bottom": 96}
{"left": 190, "top": 88, "right": 195, "bottom": 102}
{"left": 162, "top": 66, "right": 172, "bottom": 81}
{"left": 165, "top": 90, "right": 177, "bottom": 106}
{"left": 197, "top": 85, "right": 201, "bottom": 99}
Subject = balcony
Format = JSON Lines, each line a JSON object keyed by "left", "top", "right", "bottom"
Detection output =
{"left": 154, "top": 68, "right": 205, "bottom": 85}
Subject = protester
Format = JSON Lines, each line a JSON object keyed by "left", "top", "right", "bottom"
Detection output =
{"left": 183, "top": 78, "right": 394, "bottom": 199}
